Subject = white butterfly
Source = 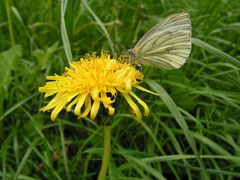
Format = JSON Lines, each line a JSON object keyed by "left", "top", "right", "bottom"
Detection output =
{"left": 125, "top": 12, "right": 192, "bottom": 69}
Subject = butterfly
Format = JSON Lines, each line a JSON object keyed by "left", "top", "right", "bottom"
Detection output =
{"left": 124, "top": 12, "right": 192, "bottom": 69}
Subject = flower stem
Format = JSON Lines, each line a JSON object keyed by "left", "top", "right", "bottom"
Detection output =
{"left": 6, "top": 0, "right": 15, "bottom": 46}
{"left": 98, "top": 125, "right": 111, "bottom": 180}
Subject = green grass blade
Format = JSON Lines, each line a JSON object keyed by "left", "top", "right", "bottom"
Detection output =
{"left": 5, "top": 0, "right": 15, "bottom": 45}
{"left": 146, "top": 79, "right": 197, "bottom": 154}
{"left": 58, "top": 120, "right": 71, "bottom": 180}
{"left": 61, "top": 0, "right": 73, "bottom": 63}
{"left": 142, "top": 154, "right": 240, "bottom": 163}
{"left": 13, "top": 137, "right": 42, "bottom": 180}
{"left": 146, "top": 79, "right": 209, "bottom": 179}
{"left": 1, "top": 134, "right": 12, "bottom": 180}
{"left": 125, "top": 155, "right": 167, "bottom": 180}
{"left": 141, "top": 122, "right": 181, "bottom": 180}
{"left": 192, "top": 38, "right": 240, "bottom": 68}
{"left": 191, "top": 133, "right": 232, "bottom": 156}
{"left": 0, "top": 173, "right": 38, "bottom": 180}
{"left": 82, "top": 0, "right": 115, "bottom": 54}
{"left": 0, "top": 94, "right": 36, "bottom": 121}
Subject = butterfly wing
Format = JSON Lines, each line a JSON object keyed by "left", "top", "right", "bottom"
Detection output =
{"left": 132, "top": 12, "right": 192, "bottom": 69}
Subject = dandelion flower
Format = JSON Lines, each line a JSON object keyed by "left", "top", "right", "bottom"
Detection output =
{"left": 39, "top": 52, "right": 157, "bottom": 123}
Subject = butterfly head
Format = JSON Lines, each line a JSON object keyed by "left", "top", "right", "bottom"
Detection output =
{"left": 120, "top": 49, "right": 142, "bottom": 70}
{"left": 122, "top": 49, "right": 138, "bottom": 63}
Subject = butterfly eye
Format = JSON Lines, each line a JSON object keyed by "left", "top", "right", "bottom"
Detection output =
{"left": 135, "top": 64, "right": 142, "bottom": 71}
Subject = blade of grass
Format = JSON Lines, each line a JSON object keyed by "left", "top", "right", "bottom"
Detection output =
{"left": 13, "top": 137, "right": 42, "bottom": 180}
{"left": 141, "top": 122, "right": 181, "bottom": 180}
{"left": 0, "top": 94, "right": 36, "bottom": 122}
{"left": 192, "top": 38, "right": 240, "bottom": 68}
{"left": 142, "top": 154, "right": 240, "bottom": 163}
{"left": 1, "top": 134, "right": 12, "bottom": 180}
{"left": 191, "top": 133, "right": 231, "bottom": 155}
{"left": 146, "top": 79, "right": 209, "bottom": 179}
{"left": 22, "top": 108, "right": 53, "bottom": 150}
{"left": 125, "top": 155, "right": 167, "bottom": 180}
{"left": 5, "top": 0, "right": 15, "bottom": 45}
{"left": 157, "top": 120, "right": 192, "bottom": 180}
{"left": 0, "top": 173, "right": 38, "bottom": 180}
{"left": 146, "top": 79, "right": 197, "bottom": 152}
{"left": 82, "top": 0, "right": 115, "bottom": 54}
{"left": 58, "top": 120, "right": 71, "bottom": 180}
{"left": 61, "top": 0, "right": 73, "bottom": 63}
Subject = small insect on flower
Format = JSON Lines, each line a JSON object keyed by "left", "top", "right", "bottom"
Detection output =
{"left": 123, "top": 12, "right": 192, "bottom": 69}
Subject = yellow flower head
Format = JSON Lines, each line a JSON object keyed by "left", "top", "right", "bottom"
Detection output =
{"left": 39, "top": 52, "right": 157, "bottom": 123}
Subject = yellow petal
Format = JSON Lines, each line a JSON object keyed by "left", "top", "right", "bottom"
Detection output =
{"left": 44, "top": 91, "right": 58, "bottom": 98}
{"left": 129, "top": 91, "right": 149, "bottom": 116}
{"left": 74, "top": 93, "right": 88, "bottom": 116}
{"left": 107, "top": 106, "right": 115, "bottom": 115}
{"left": 41, "top": 95, "right": 60, "bottom": 110}
{"left": 122, "top": 93, "right": 142, "bottom": 123}
{"left": 91, "top": 88, "right": 99, "bottom": 100}
{"left": 66, "top": 97, "right": 79, "bottom": 112}
{"left": 50, "top": 102, "right": 66, "bottom": 121}
{"left": 39, "top": 106, "right": 48, "bottom": 112}
{"left": 135, "top": 85, "right": 159, "bottom": 96}
{"left": 80, "top": 95, "right": 91, "bottom": 118}
{"left": 90, "top": 100, "right": 100, "bottom": 119}
{"left": 38, "top": 87, "right": 45, "bottom": 92}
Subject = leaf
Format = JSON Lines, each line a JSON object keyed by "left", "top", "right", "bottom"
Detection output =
{"left": 13, "top": 137, "right": 42, "bottom": 180}
{"left": 61, "top": 0, "right": 73, "bottom": 63}
{"left": 32, "top": 42, "right": 59, "bottom": 69}
{"left": 125, "top": 155, "right": 167, "bottom": 180}
{"left": 0, "top": 45, "right": 22, "bottom": 98}
{"left": 82, "top": 0, "right": 115, "bottom": 54}
{"left": 165, "top": 71, "right": 195, "bottom": 111}
{"left": 146, "top": 79, "right": 197, "bottom": 153}
{"left": 146, "top": 79, "right": 209, "bottom": 179}
{"left": 192, "top": 38, "right": 240, "bottom": 68}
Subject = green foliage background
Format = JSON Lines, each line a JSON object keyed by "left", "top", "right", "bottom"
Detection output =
{"left": 0, "top": 0, "right": 240, "bottom": 179}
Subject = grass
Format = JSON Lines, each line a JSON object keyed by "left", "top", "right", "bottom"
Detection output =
{"left": 1, "top": 0, "right": 240, "bottom": 179}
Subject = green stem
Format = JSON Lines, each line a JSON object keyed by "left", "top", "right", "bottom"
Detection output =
{"left": 6, "top": 0, "right": 15, "bottom": 45}
{"left": 98, "top": 125, "right": 111, "bottom": 180}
